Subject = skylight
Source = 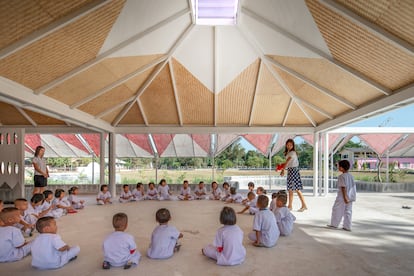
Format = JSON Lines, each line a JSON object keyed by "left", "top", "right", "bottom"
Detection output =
{"left": 193, "top": 0, "right": 239, "bottom": 25}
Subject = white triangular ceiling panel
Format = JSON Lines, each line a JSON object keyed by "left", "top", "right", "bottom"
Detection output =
{"left": 101, "top": 0, "right": 190, "bottom": 57}
{"left": 193, "top": 140, "right": 208, "bottom": 157}
{"left": 160, "top": 140, "right": 177, "bottom": 157}
{"left": 173, "top": 134, "right": 194, "bottom": 157}
{"left": 216, "top": 26, "right": 259, "bottom": 92}
{"left": 242, "top": 0, "right": 331, "bottom": 57}
{"left": 174, "top": 26, "right": 214, "bottom": 91}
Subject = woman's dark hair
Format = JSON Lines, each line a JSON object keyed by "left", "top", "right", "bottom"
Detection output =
{"left": 31, "top": 193, "right": 44, "bottom": 204}
{"left": 34, "top": 146, "right": 45, "bottom": 157}
{"left": 100, "top": 184, "right": 108, "bottom": 192}
{"left": 284, "top": 139, "right": 296, "bottom": 156}
{"left": 220, "top": 207, "right": 236, "bottom": 225}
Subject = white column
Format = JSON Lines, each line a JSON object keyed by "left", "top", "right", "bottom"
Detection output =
{"left": 108, "top": 133, "right": 116, "bottom": 197}
{"left": 313, "top": 132, "right": 319, "bottom": 197}
{"left": 324, "top": 132, "right": 329, "bottom": 196}
{"left": 19, "top": 129, "right": 25, "bottom": 198}
{"left": 100, "top": 133, "right": 105, "bottom": 185}
{"left": 386, "top": 150, "right": 389, "bottom": 182}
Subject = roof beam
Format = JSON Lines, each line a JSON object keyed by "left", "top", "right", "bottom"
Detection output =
{"left": 320, "top": 0, "right": 414, "bottom": 56}
{"left": 0, "top": 77, "right": 113, "bottom": 133}
{"left": 264, "top": 56, "right": 357, "bottom": 110}
{"left": 0, "top": 0, "right": 111, "bottom": 60}
{"left": 169, "top": 59, "right": 183, "bottom": 126}
{"left": 282, "top": 99, "right": 293, "bottom": 127}
{"left": 316, "top": 82, "right": 414, "bottom": 132}
{"left": 115, "top": 126, "right": 315, "bottom": 134}
{"left": 137, "top": 99, "right": 149, "bottom": 126}
{"left": 241, "top": 7, "right": 391, "bottom": 96}
{"left": 35, "top": 8, "right": 191, "bottom": 95}
{"left": 70, "top": 55, "right": 167, "bottom": 109}
{"left": 15, "top": 106, "right": 37, "bottom": 127}
{"left": 248, "top": 59, "right": 262, "bottom": 126}
{"left": 330, "top": 127, "right": 414, "bottom": 134}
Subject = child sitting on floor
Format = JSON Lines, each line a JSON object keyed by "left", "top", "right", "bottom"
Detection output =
{"left": 147, "top": 208, "right": 183, "bottom": 259}
{"left": 119, "top": 184, "right": 135, "bottom": 203}
{"left": 146, "top": 182, "right": 158, "bottom": 200}
{"left": 248, "top": 195, "right": 280, "bottom": 248}
{"left": 39, "top": 190, "right": 59, "bottom": 218}
{"left": 0, "top": 200, "right": 3, "bottom": 226}
{"left": 132, "top": 183, "right": 145, "bottom": 201}
{"left": 272, "top": 193, "right": 296, "bottom": 236}
{"left": 241, "top": 182, "right": 255, "bottom": 204}
{"left": 178, "top": 180, "right": 194, "bottom": 201}
{"left": 68, "top": 186, "right": 85, "bottom": 209}
{"left": 0, "top": 207, "right": 31, "bottom": 263}
{"left": 226, "top": 187, "right": 243, "bottom": 204}
{"left": 158, "top": 179, "right": 173, "bottom": 201}
{"left": 54, "top": 189, "right": 76, "bottom": 215}
{"left": 194, "top": 181, "right": 207, "bottom": 200}
{"left": 221, "top": 182, "right": 231, "bottom": 201}
{"left": 31, "top": 216, "right": 80, "bottom": 269}
{"left": 97, "top": 185, "right": 112, "bottom": 205}
{"left": 102, "top": 213, "right": 141, "bottom": 270}
{"left": 202, "top": 207, "right": 246, "bottom": 266}
{"left": 209, "top": 181, "right": 222, "bottom": 200}
{"left": 237, "top": 192, "right": 257, "bottom": 215}
{"left": 14, "top": 198, "right": 35, "bottom": 237}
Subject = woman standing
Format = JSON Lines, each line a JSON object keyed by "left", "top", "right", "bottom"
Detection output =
{"left": 32, "top": 146, "right": 49, "bottom": 194}
{"left": 278, "top": 139, "right": 307, "bottom": 212}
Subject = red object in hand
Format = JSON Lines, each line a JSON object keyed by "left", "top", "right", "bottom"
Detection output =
{"left": 130, "top": 249, "right": 136, "bottom": 254}
{"left": 217, "top": 247, "right": 223, "bottom": 253}
{"left": 276, "top": 164, "right": 284, "bottom": 171}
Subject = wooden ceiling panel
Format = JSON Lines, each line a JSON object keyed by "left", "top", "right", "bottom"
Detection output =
{"left": 0, "top": 103, "right": 30, "bottom": 125}
{"left": 101, "top": 106, "right": 124, "bottom": 124}
{"left": 0, "top": 0, "right": 94, "bottom": 50}
{"left": 269, "top": 55, "right": 384, "bottom": 107}
{"left": 102, "top": 55, "right": 163, "bottom": 79}
{"left": 123, "top": 67, "right": 156, "bottom": 92}
{"left": 284, "top": 102, "right": 312, "bottom": 126}
{"left": 172, "top": 59, "right": 214, "bottom": 125}
{"left": 78, "top": 85, "right": 135, "bottom": 116}
{"left": 0, "top": 0, "right": 125, "bottom": 90}
{"left": 24, "top": 109, "right": 65, "bottom": 125}
{"left": 217, "top": 59, "right": 260, "bottom": 125}
{"left": 118, "top": 102, "right": 145, "bottom": 125}
{"left": 251, "top": 65, "right": 290, "bottom": 125}
{"left": 336, "top": 0, "right": 414, "bottom": 45}
{"left": 306, "top": 0, "right": 414, "bottom": 90}
{"left": 139, "top": 65, "right": 179, "bottom": 125}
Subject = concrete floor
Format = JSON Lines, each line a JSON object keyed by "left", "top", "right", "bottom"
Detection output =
{"left": 1, "top": 192, "right": 413, "bottom": 276}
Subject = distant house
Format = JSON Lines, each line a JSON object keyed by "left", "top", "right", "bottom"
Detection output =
{"left": 339, "top": 148, "right": 414, "bottom": 170}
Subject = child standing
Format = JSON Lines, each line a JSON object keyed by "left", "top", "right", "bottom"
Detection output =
{"left": 209, "top": 181, "right": 222, "bottom": 200}
{"left": 31, "top": 216, "right": 80, "bottom": 269}
{"left": 68, "top": 187, "right": 85, "bottom": 209}
{"left": 146, "top": 182, "right": 158, "bottom": 200}
{"left": 328, "top": 160, "right": 357, "bottom": 232}
{"left": 194, "top": 181, "right": 207, "bottom": 200}
{"left": 97, "top": 185, "right": 112, "bottom": 205}
{"left": 132, "top": 183, "right": 145, "bottom": 201}
{"left": 277, "top": 139, "right": 307, "bottom": 212}
{"left": 102, "top": 213, "right": 141, "bottom": 269}
{"left": 248, "top": 195, "right": 280, "bottom": 247}
{"left": 158, "top": 179, "right": 172, "bottom": 201}
{"left": 119, "top": 185, "right": 134, "bottom": 203}
{"left": 221, "top": 182, "right": 230, "bottom": 201}
{"left": 178, "top": 180, "right": 194, "bottom": 201}
{"left": 147, "top": 208, "right": 183, "bottom": 259}
{"left": 0, "top": 207, "right": 31, "bottom": 263}
{"left": 272, "top": 193, "right": 296, "bottom": 236}
{"left": 226, "top": 187, "right": 243, "bottom": 203}
{"left": 202, "top": 207, "right": 246, "bottom": 266}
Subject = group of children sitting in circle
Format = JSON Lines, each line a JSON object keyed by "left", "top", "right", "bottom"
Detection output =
{"left": 0, "top": 180, "right": 296, "bottom": 270}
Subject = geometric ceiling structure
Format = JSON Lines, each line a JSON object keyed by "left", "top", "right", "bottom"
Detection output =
{"left": 1, "top": 0, "right": 414, "bottom": 135}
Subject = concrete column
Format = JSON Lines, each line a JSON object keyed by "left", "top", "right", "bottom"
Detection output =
{"left": 324, "top": 132, "right": 329, "bottom": 197}
{"left": 108, "top": 133, "right": 116, "bottom": 196}
{"left": 313, "top": 132, "right": 319, "bottom": 197}
{"left": 100, "top": 133, "right": 105, "bottom": 185}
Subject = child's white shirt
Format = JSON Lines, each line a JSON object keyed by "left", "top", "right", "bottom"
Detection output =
{"left": 103, "top": 231, "right": 141, "bottom": 266}
{"left": 97, "top": 191, "right": 111, "bottom": 200}
{"left": 158, "top": 185, "right": 170, "bottom": 198}
{"left": 132, "top": 188, "right": 144, "bottom": 199}
{"left": 213, "top": 225, "right": 246, "bottom": 266}
{"left": 147, "top": 225, "right": 180, "bottom": 259}
{"left": 31, "top": 233, "right": 67, "bottom": 269}
{"left": 273, "top": 206, "right": 296, "bottom": 236}
{"left": 0, "top": 226, "right": 26, "bottom": 262}
{"left": 337, "top": 172, "right": 357, "bottom": 202}
{"left": 252, "top": 209, "right": 279, "bottom": 247}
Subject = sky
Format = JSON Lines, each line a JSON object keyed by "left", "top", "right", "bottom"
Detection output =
{"left": 240, "top": 103, "right": 414, "bottom": 151}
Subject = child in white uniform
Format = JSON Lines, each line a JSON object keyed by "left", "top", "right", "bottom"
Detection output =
{"left": 178, "top": 180, "right": 194, "bottom": 200}
{"left": 194, "top": 181, "right": 207, "bottom": 200}
{"left": 132, "top": 183, "right": 145, "bottom": 201}
{"left": 119, "top": 185, "right": 135, "bottom": 203}
{"left": 31, "top": 216, "right": 80, "bottom": 269}
{"left": 39, "top": 190, "right": 60, "bottom": 218}
{"left": 14, "top": 198, "right": 35, "bottom": 236}
{"left": 202, "top": 207, "right": 246, "bottom": 266}
{"left": 97, "top": 185, "right": 112, "bottom": 205}
{"left": 272, "top": 193, "right": 296, "bottom": 236}
{"left": 209, "top": 181, "right": 222, "bottom": 200}
{"left": 241, "top": 182, "right": 255, "bottom": 204}
{"left": 158, "top": 179, "right": 172, "bottom": 201}
{"left": 221, "top": 182, "right": 230, "bottom": 201}
{"left": 68, "top": 186, "right": 85, "bottom": 209}
{"left": 226, "top": 187, "right": 243, "bottom": 203}
{"left": 0, "top": 207, "right": 31, "bottom": 263}
{"left": 248, "top": 195, "right": 280, "bottom": 248}
{"left": 102, "top": 213, "right": 141, "bottom": 269}
{"left": 146, "top": 182, "right": 158, "bottom": 200}
{"left": 237, "top": 192, "right": 257, "bottom": 215}
{"left": 54, "top": 189, "right": 76, "bottom": 215}
{"left": 328, "top": 160, "right": 357, "bottom": 231}
{"left": 147, "top": 208, "right": 183, "bottom": 259}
